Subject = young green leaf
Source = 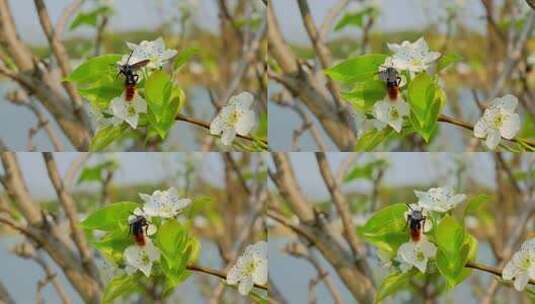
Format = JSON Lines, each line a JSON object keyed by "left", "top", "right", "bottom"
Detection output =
{"left": 77, "top": 160, "right": 118, "bottom": 184}
{"left": 344, "top": 159, "right": 387, "bottom": 183}
{"left": 325, "top": 54, "right": 387, "bottom": 84}
{"left": 174, "top": 46, "right": 200, "bottom": 71}
{"left": 376, "top": 270, "right": 415, "bottom": 302}
{"left": 80, "top": 201, "right": 139, "bottom": 231}
{"left": 66, "top": 54, "right": 121, "bottom": 84}
{"left": 407, "top": 73, "right": 444, "bottom": 142}
{"left": 436, "top": 53, "right": 462, "bottom": 72}
{"left": 334, "top": 7, "right": 378, "bottom": 31}
{"left": 355, "top": 128, "right": 394, "bottom": 151}
{"left": 434, "top": 215, "right": 468, "bottom": 287}
{"left": 102, "top": 274, "right": 140, "bottom": 304}
{"left": 145, "top": 71, "right": 183, "bottom": 139}
{"left": 358, "top": 203, "right": 409, "bottom": 258}
{"left": 341, "top": 80, "right": 386, "bottom": 111}
{"left": 464, "top": 194, "right": 491, "bottom": 217}
{"left": 69, "top": 6, "right": 113, "bottom": 30}
{"left": 90, "top": 124, "right": 130, "bottom": 151}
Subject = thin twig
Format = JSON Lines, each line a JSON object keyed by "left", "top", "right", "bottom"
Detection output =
{"left": 186, "top": 264, "right": 268, "bottom": 290}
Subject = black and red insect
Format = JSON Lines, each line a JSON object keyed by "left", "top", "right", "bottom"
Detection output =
{"left": 405, "top": 204, "right": 426, "bottom": 242}
{"left": 128, "top": 214, "right": 150, "bottom": 246}
{"left": 116, "top": 51, "right": 150, "bottom": 101}
{"left": 379, "top": 67, "right": 402, "bottom": 101}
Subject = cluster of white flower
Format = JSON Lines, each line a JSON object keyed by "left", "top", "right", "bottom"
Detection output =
{"left": 395, "top": 187, "right": 465, "bottom": 273}
{"left": 473, "top": 94, "right": 521, "bottom": 150}
{"left": 123, "top": 187, "right": 190, "bottom": 277}
{"left": 226, "top": 241, "right": 268, "bottom": 295}
{"left": 502, "top": 238, "right": 535, "bottom": 291}
{"left": 106, "top": 37, "right": 177, "bottom": 129}
{"left": 210, "top": 92, "right": 257, "bottom": 146}
{"left": 354, "top": 37, "right": 441, "bottom": 135}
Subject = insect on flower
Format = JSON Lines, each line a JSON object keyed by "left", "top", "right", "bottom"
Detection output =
{"left": 128, "top": 213, "right": 150, "bottom": 246}
{"left": 116, "top": 51, "right": 150, "bottom": 101}
{"left": 379, "top": 67, "right": 401, "bottom": 101}
{"left": 406, "top": 204, "right": 426, "bottom": 242}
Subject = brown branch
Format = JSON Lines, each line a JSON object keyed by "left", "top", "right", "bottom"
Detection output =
{"left": 187, "top": 264, "right": 268, "bottom": 290}
{"left": 0, "top": 280, "right": 15, "bottom": 304}
{"left": 319, "top": 0, "right": 350, "bottom": 41}
{"left": 437, "top": 114, "right": 535, "bottom": 148}
{"left": 466, "top": 261, "right": 535, "bottom": 286}
{"left": 33, "top": 0, "right": 89, "bottom": 129}
{"left": 175, "top": 113, "right": 267, "bottom": 146}
{"left": 42, "top": 153, "right": 100, "bottom": 282}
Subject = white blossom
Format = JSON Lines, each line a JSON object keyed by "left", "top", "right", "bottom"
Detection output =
{"left": 227, "top": 241, "right": 268, "bottom": 295}
{"left": 119, "top": 37, "right": 177, "bottom": 69}
{"left": 502, "top": 238, "right": 535, "bottom": 291}
{"left": 373, "top": 98, "right": 410, "bottom": 133}
{"left": 474, "top": 94, "right": 521, "bottom": 150}
{"left": 139, "top": 187, "right": 191, "bottom": 218}
{"left": 396, "top": 238, "right": 437, "bottom": 273}
{"left": 414, "top": 187, "right": 466, "bottom": 213}
{"left": 210, "top": 92, "right": 256, "bottom": 145}
{"left": 109, "top": 92, "right": 147, "bottom": 129}
{"left": 123, "top": 240, "right": 161, "bottom": 277}
{"left": 387, "top": 37, "right": 441, "bottom": 75}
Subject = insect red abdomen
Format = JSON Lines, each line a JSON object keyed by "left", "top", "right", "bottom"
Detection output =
{"left": 125, "top": 85, "right": 135, "bottom": 101}
{"left": 387, "top": 86, "right": 399, "bottom": 101}
{"left": 134, "top": 232, "right": 145, "bottom": 246}
{"left": 410, "top": 228, "right": 421, "bottom": 242}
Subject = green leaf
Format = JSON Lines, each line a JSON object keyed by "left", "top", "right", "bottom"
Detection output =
{"left": 341, "top": 80, "right": 386, "bottom": 111}
{"left": 155, "top": 219, "right": 199, "bottom": 270}
{"left": 80, "top": 201, "right": 139, "bottom": 231}
{"left": 376, "top": 270, "right": 415, "bottom": 302}
{"left": 437, "top": 53, "right": 463, "bottom": 72}
{"left": 93, "top": 230, "right": 132, "bottom": 264}
{"left": 102, "top": 274, "right": 140, "bottom": 304}
{"left": 434, "top": 215, "right": 468, "bottom": 287}
{"left": 78, "top": 82, "right": 123, "bottom": 110}
{"left": 407, "top": 73, "right": 444, "bottom": 142}
{"left": 174, "top": 47, "right": 200, "bottom": 71}
{"left": 77, "top": 160, "right": 118, "bottom": 184}
{"left": 66, "top": 54, "right": 122, "bottom": 84}
{"left": 334, "top": 7, "right": 378, "bottom": 31}
{"left": 90, "top": 124, "right": 130, "bottom": 151}
{"left": 325, "top": 54, "right": 388, "bottom": 84}
{"left": 145, "top": 71, "right": 183, "bottom": 139}
{"left": 355, "top": 128, "right": 394, "bottom": 151}
{"left": 464, "top": 194, "right": 491, "bottom": 217}
{"left": 344, "top": 159, "right": 387, "bottom": 182}
{"left": 358, "top": 203, "right": 409, "bottom": 258}
{"left": 70, "top": 6, "right": 113, "bottom": 30}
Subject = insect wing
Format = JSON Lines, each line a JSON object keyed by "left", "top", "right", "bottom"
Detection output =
{"left": 130, "top": 59, "right": 150, "bottom": 70}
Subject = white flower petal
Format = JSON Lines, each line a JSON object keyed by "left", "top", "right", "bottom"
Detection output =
{"left": 485, "top": 129, "right": 501, "bottom": 150}
{"left": 221, "top": 128, "right": 237, "bottom": 146}
{"left": 146, "top": 224, "right": 157, "bottom": 236}
{"left": 238, "top": 276, "right": 254, "bottom": 295}
{"left": 499, "top": 113, "right": 520, "bottom": 140}
{"left": 235, "top": 110, "right": 255, "bottom": 135}
{"left": 514, "top": 271, "right": 529, "bottom": 291}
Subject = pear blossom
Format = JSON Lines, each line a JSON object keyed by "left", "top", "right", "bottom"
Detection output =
{"left": 373, "top": 98, "right": 410, "bottom": 133}
{"left": 227, "top": 241, "right": 268, "bottom": 295}
{"left": 396, "top": 238, "right": 437, "bottom": 273}
{"left": 474, "top": 94, "right": 521, "bottom": 150}
{"left": 119, "top": 37, "right": 177, "bottom": 69}
{"left": 109, "top": 92, "right": 147, "bottom": 129}
{"left": 139, "top": 187, "right": 191, "bottom": 218}
{"left": 502, "top": 238, "right": 535, "bottom": 291}
{"left": 123, "top": 240, "right": 161, "bottom": 277}
{"left": 127, "top": 207, "right": 157, "bottom": 236}
{"left": 210, "top": 92, "right": 256, "bottom": 145}
{"left": 414, "top": 187, "right": 466, "bottom": 213}
{"left": 386, "top": 37, "right": 441, "bottom": 75}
